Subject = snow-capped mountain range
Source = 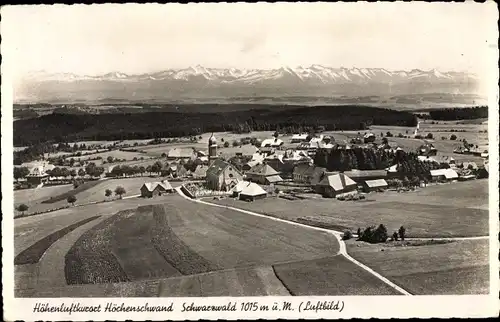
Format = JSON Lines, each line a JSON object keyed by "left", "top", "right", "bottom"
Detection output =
{"left": 22, "top": 65, "right": 476, "bottom": 84}
{"left": 16, "top": 65, "right": 480, "bottom": 103}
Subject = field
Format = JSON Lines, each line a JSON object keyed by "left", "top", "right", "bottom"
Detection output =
{"left": 14, "top": 177, "right": 180, "bottom": 216}
{"left": 212, "top": 179, "right": 489, "bottom": 238}
{"left": 14, "top": 193, "right": 404, "bottom": 297}
{"left": 345, "top": 239, "right": 490, "bottom": 295}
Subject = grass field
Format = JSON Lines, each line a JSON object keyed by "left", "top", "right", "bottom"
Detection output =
{"left": 63, "top": 194, "right": 339, "bottom": 285}
{"left": 273, "top": 255, "right": 399, "bottom": 295}
{"left": 345, "top": 239, "right": 490, "bottom": 295}
{"left": 72, "top": 150, "right": 150, "bottom": 162}
{"left": 15, "top": 216, "right": 101, "bottom": 265}
{"left": 14, "top": 197, "right": 169, "bottom": 257}
{"left": 14, "top": 177, "right": 179, "bottom": 216}
{"left": 212, "top": 179, "right": 488, "bottom": 238}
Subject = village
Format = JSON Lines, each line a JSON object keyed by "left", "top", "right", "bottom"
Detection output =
{"left": 13, "top": 119, "right": 490, "bottom": 298}
{"left": 14, "top": 120, "right": 489, "bottom": 214}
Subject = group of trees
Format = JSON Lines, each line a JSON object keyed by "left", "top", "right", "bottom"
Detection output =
{"left": 314, "top": 147, "right": 396, "bottom": 171}
{"left": 343, "top": 225, "right": 406, "bottom": 244}
{"left": 429, "top": 106, "right": 488, "bottom": 120}
{"left": 14, "top": 167, "right": 30, "bottom": 181}
{"left": 14, "top": 105, "right": 418, "bottom": 146}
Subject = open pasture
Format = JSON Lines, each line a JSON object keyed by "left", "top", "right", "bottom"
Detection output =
{"left": 64, "top": 195, "right": 339, "bottom": 285}
{"left": 345, "top": 239, "right": 489, "bottom": 295}
{"left": 17, "top": 265, "right": 291, "bottom": 297}
{"left": 273, "top": 255, "right": 399, "bottom": 295}
{"left": 72, "top": 149, "right": 149, "bottom": 162}
{"left": 212, "top": 179, "right": 488, "bottom": 238}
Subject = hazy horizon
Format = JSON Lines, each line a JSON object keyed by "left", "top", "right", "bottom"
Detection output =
{"left": 2, "top": 2, "right": 497, "bottom": 83}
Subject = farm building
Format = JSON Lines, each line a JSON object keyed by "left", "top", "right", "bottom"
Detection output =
{"left": 140, "top": 180, "right": 174, "bottom": 198}
{"left": 242, "top": 160, "right": 262, "bottom": 172}
{"left": 193, "top": 165, "right": 209, "bottom": 179}
{"left": 363, "top": 132, "right": 376, "bottom": 143}
{"left": 238, "top": 182, "right": 268, "bottom": 201}
{"left": 293, "top": 164, "right": 326, "bottom": 185}
{"left": 430, "top": 168, "right": 459, "bottom": 181}
{"left": 26, "top": 166, "right": 50, "bottom": 185}
{"left": 167, "top": 148, "right": 197, "bottom": 161}
{"left": 418, "top": 144, "right": 438, "bottom": 156}
{"left": 161, "top": 163, "right": 178, "bottom": 176}
{"left": 291, "top": 133, "right": 308, "bottom": 143}
{"left": 261, "top": 138, "right": 284, "bottom": 149}
{"left": 206, "top": 159, "right": 244, "bottom": 191}
{"left": 258, "top": 146, "right": 275, "bottom": 156}
{"left": 245, "top": 163, "right": 283, "bottom": 185}
{"left": 343, "top": 169, "right": 387, "bottom": 182}
{"left": 362, "top": 179, "right": 388, "bottom": 192}
{"left": 458, "top": 174, "right": 476, "bottom": 181}
{"left": 461, "top": 162, "right": 479, "bottom": 171}
{"left": 314, "top": 173, "right": 357, "bottom": 198}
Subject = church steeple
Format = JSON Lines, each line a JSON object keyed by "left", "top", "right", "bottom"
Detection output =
{"left": 208, "top": 133, "right": 217, "bottom": 165}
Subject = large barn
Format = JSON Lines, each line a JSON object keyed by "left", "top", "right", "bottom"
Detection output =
{"left": 314, "top": 173, "right": 357, "bottom": 198}
{"left": 140, "top": 180, "right": 174, "bottom": 198}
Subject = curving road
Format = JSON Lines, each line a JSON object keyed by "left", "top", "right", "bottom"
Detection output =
{"left": 175, "top": 187, "right": 413, "bottom": 296}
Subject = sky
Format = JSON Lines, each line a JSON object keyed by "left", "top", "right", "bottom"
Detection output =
{"left": 2, "top": 2, "right": 498, "bottom": 80}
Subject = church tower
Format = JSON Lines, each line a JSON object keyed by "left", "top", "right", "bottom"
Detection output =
{"left": 208, "top": 133, "right": 217, "bottom": 165}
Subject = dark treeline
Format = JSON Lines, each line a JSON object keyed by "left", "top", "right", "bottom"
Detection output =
{"left": 314, "top": 147, "right": 444, "bottom": 179}
{"left": 428, "top": 106, "right": 487, "bottom": 120}
{"left": 14, "top": 105, "right": 417, "bottom": 146}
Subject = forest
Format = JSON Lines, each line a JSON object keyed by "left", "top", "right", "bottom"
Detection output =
{"left": 428, "top": 106, "right": 487, "bottom": 120}
{"left": 14, "top": 104, "right": 417, "bottom": 146}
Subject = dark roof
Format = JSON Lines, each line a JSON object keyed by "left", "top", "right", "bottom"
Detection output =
{"left": 293, "top": 164, "right": 326, "bottom": 177}
{"left": 206, "top": 159, "right": 230, "bottom": 177}
{"left": 246, "top": 163, "right": 279, "bottom": 176}
{"left": 343, "top": 170, "right": 387, "bottom": 179}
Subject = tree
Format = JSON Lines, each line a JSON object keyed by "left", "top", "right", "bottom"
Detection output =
{"left": 16, "top": 204, "right": 29, "bottom": 215}
{"left": 232, "top": 140, "right": 240, "bottom": 147}
{"left": 426, "top": 133, "right": 433, "bottom": 139}
{"left": 382, "top": 137, "right": 389, "bottom": 145}
{"left": 107, "top": 156, "right": 114, "bottom": 163}
{"left": 392, "top": 231, "right": 399, "bottom": 241}
{"left": 105, "top": 189, "right": 112, "bottom": 198}
{"left": 78, "top": 169, "right": 86, "bottom": 177}
{"left": 398, "top": 226, "right": 406, "bottom": 241}
{"left": 115, "top": 186, "right": 126, "bottom": 199}
{"left": 224, "top": 141, "right": 230, "bottom": 148}
{"left": 161, "top": 152, "right": 167, "bottom": 157}
{"left": 70, "top": 169, "right": 77, "bottom": 178}
{"left": 67, "top": 195, "right": 77, "bottom": 206}
{"left": 386, "top": 131, "right": 393, "bottom": 137}
{"left": 450, "top": 134, "right": 457, "bottom": 140}
{"left": 14, "top": 167, "right": 30, "bottom": 182}
{"left": 373, "top": 224, "right": 388, "bottom": 243}
{"left": 342, "top": 230, "right": 353, "bottom": 240}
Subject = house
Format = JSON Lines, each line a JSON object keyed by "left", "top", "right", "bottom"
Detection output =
{"left": 258, "top": 146, "right": 275, "bottom": 156}
{"left": 458, "top": 174, "right": 476, "bottom": 181}
{"left": 140, "top": 180, "right": 174, "bottom": 198}
{"left": 314, "top": 173, "right": 357, "bottom": 198}
{"left": 430, "top": 168, "right": 459, "bottom": 181}
{"left": 461, "top": 162, "right": 478, "bottom": 171}
{"left": 167, "top": 148, "right": 197, "bottom": 161}
{"left": 291, "top": 133, "right": 309, "bottom": 143}
{"left": 362, "top": 179, "right": 388, "bottom": 192}
{"left": 245, "top": 163, "right": 283, "bottom": 185}
{"left": 193, "top": 165, "right": 209, "bottom": 179}
{"left": 161, "top": 163, "right": 178, "bottom": 177}
{"left": 261, "top": 138, "right": 284, "bottom": 149}
{"left": 242, "top": 160, "right": 262, "bottom": 172}
{"left": 205, "top": 159, "right": 244, "bottom": 191}
{"left": 26, "top": 166, "right": 49, "bottom": 185}
{"left": 238, "top": 182, "right": 268, "bottom": 201}
{"left": 363, "top": 132, "right": 376, "bottom": 143}
{"left": 418, "top": 144, "right": 438, "bottom": 156}
{"left": 293, "top": 164, "right": 326, "bottom": 185}
{"left": 343, "top": 170, "right": 387, "bottom": 183}
{"left": 177, "top": 165, "right": 189, "bottom": 178}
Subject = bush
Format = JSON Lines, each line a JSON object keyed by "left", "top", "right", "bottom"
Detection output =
{"left": 415, "top": 134, "right": 423, "bottom": 139}
{"left": 342, "top": 230, "right": 353, "bottom": 240}
{"left": 426, "top": 133, "right": 433, "bottom": 139}
{"left": 67, "top": 195, "right": 77, "bottom": 206}
{"left": 223, "top": 141, "right": 230, "bottom": 148}
{"left": 16, "top": 204, "right": 29, "bottom": 215}
{"left": 386, "top": 131, "right": 393, "bottom": 137}
{"left": 450, "top": 134, "right": 457, "bottom": 140}
{"left": 359, "top": 224, "right": 388, "bottom": 244}
{"left": 441, "top": 136, "right": 447, "bottom": 140}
